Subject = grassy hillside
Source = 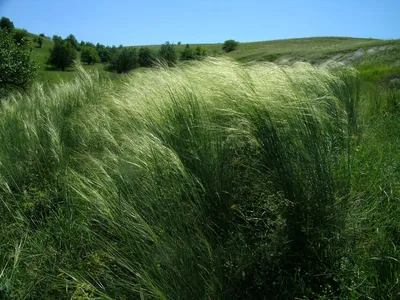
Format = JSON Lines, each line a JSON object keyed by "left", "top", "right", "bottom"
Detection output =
{"left": 1, "top": 58, "right": 400, "bottom": 299}
{"left": 137, "top": 36, "right": 400, "bottom": 64}
{"left": 28, "top": 34, "right": 400, "bottom": 84}
{"left": 26, "top": 33, "right": 105, "bottom": 84}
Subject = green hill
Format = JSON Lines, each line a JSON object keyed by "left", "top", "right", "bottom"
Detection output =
{"left": 28, "top": 34, "right": 400, "bottom": 84}
{"left": 26, "top": 33, "right": 105, "bottom": 83}
{"left": 136, "top": 37, "right": 400, "bottom": 65}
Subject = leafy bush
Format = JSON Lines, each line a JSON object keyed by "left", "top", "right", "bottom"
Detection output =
{"left": 36, "top": 36, "right": 43, "bottom": 48}
{"left": 222, "top": 39, "right": 239, "bottom": 52}
{"left": 47, "top": 39, "right": 77, "bottom": 71}
{"left": 81, "top": 46, "right": 100, "bottom": 64}
{"left": 159, "top": 41, "right": 177, "bottom": 66}
{"left": 0, "top": 16, "right": 14, "bottom": 31}
{"left": 13, "top": 28, "right": 29, "bottom": 45}
{"left": 180, "top": 44, "right": 196, "bottom": 60}
{"left": 107, "top": 47, "right": 138, "bottom": 73}
{"left": 0, "top": 29, "right": 37, "bottom": 96}
{"left": 138, "top": 47, "right": 156, "bottom": 67}
{"left": 194, "top": 46, "right": 207, "bottom": 58}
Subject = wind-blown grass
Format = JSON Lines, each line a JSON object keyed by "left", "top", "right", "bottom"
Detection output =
{"left": 0, "top": 58, "right": 399, "bottom": 299}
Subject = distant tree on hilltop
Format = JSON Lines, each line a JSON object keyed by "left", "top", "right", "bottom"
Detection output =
{"left": 222, "top": 39, "right": 239, "bottom": 52}
{"left": 0, "top": 16, "right": 14, "bottom": 32}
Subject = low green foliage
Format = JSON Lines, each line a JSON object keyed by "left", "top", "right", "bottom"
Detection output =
{"left": 81, "top": 46, "right": 100, "bottom": 65}
{"left": 106, "top": 47, "right": 138, "bottom": 73}
{"left": 180, "top": 44, "right": 207, "bottom": 60}
{"left": 222, "top": 39, "right": 239, "bottom": 52}
{"left": 13, "top": 28, "right": 29, "bottom": 45}
{"left": 36, "top": 36, "right": 43, "bottom": 48}
{"left": 0, "top": 29, "right": 38, "bottom": 96}
{"left": 159, "top": 41, "right": 177, "bottom": 66}
{"left": 138, "top": 46, "right": 156, "bottom": 67}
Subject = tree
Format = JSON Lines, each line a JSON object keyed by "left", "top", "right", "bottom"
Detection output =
{"left": 52, "top": 35, "right": 62, "bottom": 43}
{"left": 37, "top": 36, "right": 43, "bottom": 48}
{"left": 107, "top": 47, "right": 138, "bottom": 73}
{"left": 180, "top": 44, "right": 195, "bottom": 60}
{"left": 13, "top": 28, "right": 29, "bottom": 45}
{"left": 66, "top": 34, "right": 80, "bottom": 51}
{"left": 0, "top": 17, "right": 14, "bottom": 32}
{"left": 47, "top": 40, "right": 77, "bottom": 71}
{"left": 0, "top": 29, "right": 37, "bottom": 96}
{"left": 39, "top": 33, "right": 45, "bottom": 37}
{"left": 222, "top": 39, "right": 239, "bottom": 52}
{"left": 159, "top": 41, "right": 177, "bottom": 66}
{"left": 138, "top": 47, "right": 155, "bottom": 67}
{"left": 81, "top": 46, "right": 100, "bottom": 64}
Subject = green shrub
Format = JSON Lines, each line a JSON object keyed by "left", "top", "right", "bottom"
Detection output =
{"left": 36, "top": 36, "right": 43, "bottom": 48}
{"left": 107, "top": 47, "right": 138, "bottom": 73}
{"left": 138, "top": 46, "right": 156, "bottom": 67}
{"left": 159, "top": 41, "right": 177, "bottom": 66}
{"left": 180, "top": 44, "right": 195, "bottom": 60}
{"left": 0, "top": 29, "right": 37, "bottom": 96}
{"left": 81, "top": 46, "right": 100, "bottom": 65}
{"left": 0, "top": 16, "right": 14, "bottom": 31}
{"left": 222, "top": 39, "right": 239, "bottom": 52}
{"left": 13, "top": 28, "right": 29, "bottom": 45}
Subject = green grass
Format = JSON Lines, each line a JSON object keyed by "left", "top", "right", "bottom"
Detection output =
{"left": 135, "top": 36, "right": 400, "bottom": 65}
{"left": 27, "top": 33, "right": 107, "bottom": 84}
{"left": 28, "top": 33, "right": 400, "bottom": 85}
{"left": 1, "top": 58, "right": 399, "bottom": 299}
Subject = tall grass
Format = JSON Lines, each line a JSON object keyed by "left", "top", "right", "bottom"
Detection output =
{"left": 0, "top": 58, "right": 399, "bottom": 299}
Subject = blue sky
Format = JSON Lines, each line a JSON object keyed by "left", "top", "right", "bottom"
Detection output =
{"left": 0, "top": 0, "right": 399, "bottom": 46}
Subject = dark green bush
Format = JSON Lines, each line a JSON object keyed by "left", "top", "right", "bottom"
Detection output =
{"left": 222, "top": 39, "right": 239, "bottom": 52}
{"left": 0, "top": 29, "right": 37, "bottom": 96}
{"left": 47, "top": 39, "right": 77, "bottom": 71}
{"left": 159, "top": 41, "right": 177, "bottom": 66}
{"left": 107, "top": 47, "right": 138, "bottom": 73}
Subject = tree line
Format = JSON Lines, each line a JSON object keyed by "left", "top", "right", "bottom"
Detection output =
{"left": 1, "top": 15, "right": 240, "bottom": 96}
{"left": 48, "top": 35, "right": 211, "bottom": 73}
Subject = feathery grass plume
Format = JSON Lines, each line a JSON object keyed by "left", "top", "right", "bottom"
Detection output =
{"left": 2, "top": 58, "right": 397, "bottom": 299}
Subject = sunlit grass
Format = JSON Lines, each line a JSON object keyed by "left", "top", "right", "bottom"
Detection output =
{"left": 0, "top": 58, "right": 399, "bottom": 299}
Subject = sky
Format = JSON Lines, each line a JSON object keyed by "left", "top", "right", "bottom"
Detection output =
{"left": 0, "top": 0, "right": 399, "bottom": 46}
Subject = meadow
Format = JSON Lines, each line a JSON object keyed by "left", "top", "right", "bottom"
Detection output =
{"left": 27, "top": 33, "right": 400, "bottom": 84}
{"left": 0, "top": 57, "right": 399, "bottom": 299}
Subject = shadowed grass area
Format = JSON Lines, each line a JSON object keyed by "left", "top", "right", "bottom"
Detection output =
{"left": 0, "top": 59, "right": 399, "bottom": 299}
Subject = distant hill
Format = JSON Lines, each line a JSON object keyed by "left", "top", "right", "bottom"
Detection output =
{"left": 140, "top": 37, "right": 400, "bottom": 65}
{"left": 27, "top": 33, "right": 400, "bottom": 83}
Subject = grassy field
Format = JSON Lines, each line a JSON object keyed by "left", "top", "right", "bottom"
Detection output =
{"left": 1, "top": 58, "right": 399, "bottom": 299}
{"left": 27, "top": 33, "right": 106, "bottom": 84}
{"left": 28, "top": 33, "right": 400, "bottom": 84}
